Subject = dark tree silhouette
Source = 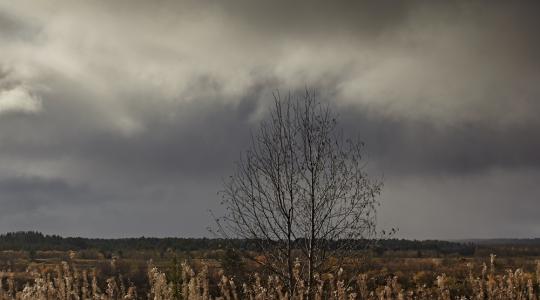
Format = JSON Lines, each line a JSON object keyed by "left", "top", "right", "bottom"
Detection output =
{"left": 217, "top": 90, "right": 382, "bottom": 298}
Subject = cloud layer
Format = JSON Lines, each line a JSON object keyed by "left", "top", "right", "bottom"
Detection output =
{"left": 0, "top": 86, "right": 42, "bottom": 115}
{"left": 0, "top": 0, "right": 539, "bottom": 238}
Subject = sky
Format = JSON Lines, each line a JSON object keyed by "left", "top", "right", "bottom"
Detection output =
{"left": 0, "top": 0, "right": 539, "bottom": 239}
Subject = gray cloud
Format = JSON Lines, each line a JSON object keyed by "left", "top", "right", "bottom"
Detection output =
{"left": 337, "top": 105, "right": 540, "bottom": 176}
{"left": 0, "top": 0, "right": 539, "bottom": 238}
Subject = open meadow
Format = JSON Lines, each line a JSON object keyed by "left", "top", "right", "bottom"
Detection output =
{"left": 2, "top": 234, "right": 540, "bottom": 299}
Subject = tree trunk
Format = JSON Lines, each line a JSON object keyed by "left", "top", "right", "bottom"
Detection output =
{"left": 307, "top": 188, "right": 316, "bottom": 299}
{"left": 287, "top": 208, "right": 295, "bottom": 299}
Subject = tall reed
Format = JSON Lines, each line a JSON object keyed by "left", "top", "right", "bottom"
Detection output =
{"left": 1, "top": 255, "right": 539, "bottom": 299}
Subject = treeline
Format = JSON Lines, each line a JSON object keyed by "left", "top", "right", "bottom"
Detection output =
{"left": 0, "top": 231, "right": 475, "bottom": 255}
{"left": 370, "top": 239, "right": 476, "bottom": 256}
{"left": 0, "top": 231, "right": 235, "bottom": 252}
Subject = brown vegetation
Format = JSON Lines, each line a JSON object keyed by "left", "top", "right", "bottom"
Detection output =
{"left": 1, "top": 253, "right": 540, "bottom": 299}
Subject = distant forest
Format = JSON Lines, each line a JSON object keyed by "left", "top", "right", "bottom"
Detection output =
{"left": 5, "top": 232, "right": 540, "bottom": 258}
{"left": 0, "top": 231, "right": 477, "bottom": 255}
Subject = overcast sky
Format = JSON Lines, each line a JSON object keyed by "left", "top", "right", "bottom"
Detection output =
{"left": 0, "top": 0, "right": 539, "bottom": 239}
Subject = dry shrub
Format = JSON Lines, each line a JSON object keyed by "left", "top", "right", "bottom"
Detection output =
{"left": 1, "top": 255, "right": 540, "bottom": 299}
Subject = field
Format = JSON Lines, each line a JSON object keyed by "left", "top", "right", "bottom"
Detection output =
{"left": 2, "top": 235, "right": 540, "bottom": 299}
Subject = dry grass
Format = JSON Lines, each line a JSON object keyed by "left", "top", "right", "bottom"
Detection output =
{"left": 1, "top": 254, "right": 540, "bottom": 299}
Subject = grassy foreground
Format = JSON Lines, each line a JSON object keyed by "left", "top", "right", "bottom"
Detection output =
{"left": 1, "top": 254, "right": 540, "bottom": 299}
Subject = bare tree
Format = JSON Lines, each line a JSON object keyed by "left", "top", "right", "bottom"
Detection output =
{"left": 216, "top": 90, "right": 381, "bottom": 298}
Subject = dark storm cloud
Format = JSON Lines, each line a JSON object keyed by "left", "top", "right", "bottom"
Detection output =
{"left": 217, "top": 0, "right": 414, "bottom": 39}
{"left": 337, "top": 105, "right": 540, "bottom": 176}
{"left": 0, "top": 0, "right": 539, "bottom": 237}
{"left": 0, "top": 76, "right": 267, "bottom": 180}
{"left": 0, "top": 176, "right": 94, "bottom": 216}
